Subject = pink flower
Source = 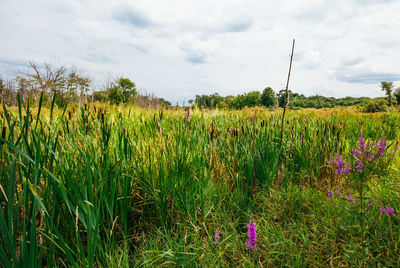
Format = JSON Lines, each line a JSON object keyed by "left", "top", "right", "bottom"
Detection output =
{"left": 214, "top": 230, "right": 220, "bottom": 244}
{"left": 347, "top": 195, "right": 355, "bottom": 204}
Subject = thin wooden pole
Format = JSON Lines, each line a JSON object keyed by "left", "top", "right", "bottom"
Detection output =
{"left": 279, "top": 38, "right": 295, "bottom": 149}
{"left": 275, "top": 39, "right": 295, "bottom": 184}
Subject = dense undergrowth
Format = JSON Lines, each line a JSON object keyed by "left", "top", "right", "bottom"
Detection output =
{"left": 0, "top": 96, "right": 399, "bottom": 267}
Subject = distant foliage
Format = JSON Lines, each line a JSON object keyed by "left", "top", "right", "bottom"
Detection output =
{"left": 194, "top": 88, "right": 376, "bottom": 110}
{"left": 0, "top": 61, "right": 171, "bottom": 109}
{"left": 394, "top": 88, "right": 400, "bottom": 105}
{"left": 363, "top": 99, "right": 388, "bottom": 113}
{"left": 380, "top": 81, "right": 394, "bottom": 106}
{"left": 260, "top": 87, "right": 277, "bottom": 108}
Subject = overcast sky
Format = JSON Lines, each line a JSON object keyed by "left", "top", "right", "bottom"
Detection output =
{"left": 1, "top": 0, "right": 400, "bottom": 104}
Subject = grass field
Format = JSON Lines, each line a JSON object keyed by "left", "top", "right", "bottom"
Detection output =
{"left": 1, "top": 97, "right": 400, "bottom": 267}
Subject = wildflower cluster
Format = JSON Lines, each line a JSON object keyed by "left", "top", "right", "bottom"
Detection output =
{"left": 327, "top": 189, "right": 354, "bottom": 203}
{"left": 380, "top": 207, "right": 395, "bottom": 216}
{"left": 327, "top": 190, "right": 396, "bottom": 217}
{"left": 329, "top": 137, "right": 398, "bottom": 186}
{"left": 245, "top": 221, "right": 257, "bottom": 252}
{"left": 330, "top": 155, "right": 350, "bottom": 175}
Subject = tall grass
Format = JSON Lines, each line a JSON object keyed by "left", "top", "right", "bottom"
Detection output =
{"left": 0, "top": 96, "right": 399, "bottom": 266}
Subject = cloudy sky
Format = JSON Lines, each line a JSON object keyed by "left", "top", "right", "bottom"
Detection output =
{"left": 1, "top": 0, "right": 400, "bottom": 104}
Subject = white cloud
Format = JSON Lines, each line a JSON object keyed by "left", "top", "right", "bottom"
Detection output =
{"left": 0, "top": 0, "right": 399, "bottom": 104}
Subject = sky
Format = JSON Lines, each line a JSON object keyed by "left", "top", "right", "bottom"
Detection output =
{"left": 1, "top": 0, "right": 400, "bottom": 104}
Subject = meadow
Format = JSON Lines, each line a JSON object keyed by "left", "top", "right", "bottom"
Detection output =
{"left": 1, "top": 96, "right": 400, "bottom": 267}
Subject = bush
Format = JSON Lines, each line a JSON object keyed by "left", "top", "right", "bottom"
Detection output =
{"left": 363, "top": 100, "right": 387, "bottom": 113}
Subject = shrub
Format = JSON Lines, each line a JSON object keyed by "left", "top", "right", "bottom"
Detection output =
{"left": 363, "top": 100, "right": 387, "bottom": 113}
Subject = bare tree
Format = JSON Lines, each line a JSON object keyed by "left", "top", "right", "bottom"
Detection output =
{"left": 0, "top": 76, "right": 17, "bottom": 106}
{"left": 25, "top": 61, "right": 67, "bottom": 97}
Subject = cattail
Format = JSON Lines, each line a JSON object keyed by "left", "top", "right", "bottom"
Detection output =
{"left": 101, "top": 113, "right": 104, "bottom": 125}
{"left": 66, "top": 120, "right": 69, "bottom": 133}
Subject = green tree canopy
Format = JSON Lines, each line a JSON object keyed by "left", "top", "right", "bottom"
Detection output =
{"left": 260, "top": 87, "right": 276, "bottom": 108}
{"left": 380, "top": 81, "right": 394, "bottom": 106}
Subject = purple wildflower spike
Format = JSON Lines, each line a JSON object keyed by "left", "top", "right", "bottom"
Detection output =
{"left": 214, "top": 230, "right": 220, "bottom": 244}
{"left": 245, "top": 221, "right": 257, "bottom": 252}
{"left": 359, "top": 137, "right": 365, "bottom": 149}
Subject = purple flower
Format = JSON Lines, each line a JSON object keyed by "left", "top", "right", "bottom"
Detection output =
{"left": 347, "top": 195, "right": 355, "bottom": 204}
{"left": 359, "top": 137, "right": 365, "bottom": 149}
{"left": 368, "top": 200, "right": 376, "bottom": 207}
{"left": 245, "top": 221, "right": 257, "bottom": 252}
{"left": 355, "top": 161, "right": 364, "bottom": 173}
{"left": 380, "top": 207, "right": 395, "bottom": 216}
{"left": 327, "top": 190, "right": 333, "bottom": 201}
{"left": 377, "top": 139, "right": 387, "bottom": 157}
{"left": 214, "top": 230, "right": 220, "bottom": 244}
{"left": 333, "top": 156, "right": 351, "bottom": 175}
{"left": 336, "top": 156, "right": 345, "bottom": 168}
{"left": 390, "top": 146, "right": 399, "bottom": 155}
{"left": 335, "top": 190, "right": 343, "bottom": 198}
{"left": 336, "top": 167, "right": 350, "bottom": 175}
{"left": 386, "top": 207, "right": 395, "bottom": 216}
{"left": 353, "top": 149, "right": 361, "bottom": 157}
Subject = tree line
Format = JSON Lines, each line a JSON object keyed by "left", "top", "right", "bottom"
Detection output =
{"left": 0, "top": 61, "right": 172, "bottom": 109}
{"left": 1, "top": 61, "right": 400, "bottom": 111}
{"left": 193, "top": 83, "right": 400, "bottom": 110}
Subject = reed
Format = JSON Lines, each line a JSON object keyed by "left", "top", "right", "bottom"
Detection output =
{"left": 0, "top": 94, "right": 399, "bottom": 266}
